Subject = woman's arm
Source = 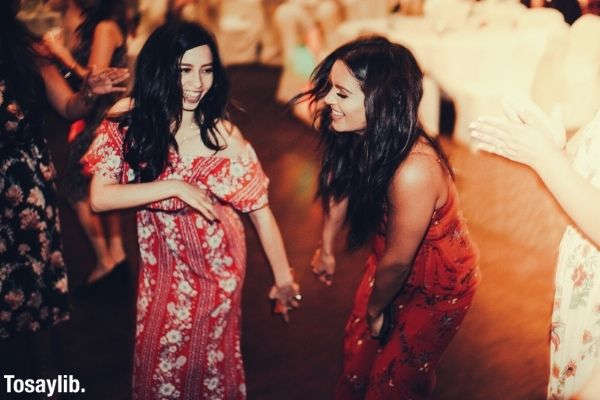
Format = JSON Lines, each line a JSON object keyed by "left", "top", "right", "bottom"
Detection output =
{"left": 310, "top": 197, "right": 348, "bottom": 285}
{"left": 87, "top": 21, "right": 124, "bottom": 69}
{"left": 89, "top": 173, "right": 217, "bottom": 221}
{"left": 470, "top": 113, "right": 600, "bottom": 247}
{"left": 366, "top": 155, "right": 441, "bottom": 325}
{"left": 248, "top": 206, "right": 295, "bottom": 286}
{"left": 40, "top": 63, "right": 128, "bottom": 120}
{"left": 249, "top": 206, "right": 300, "bottom": 321}
{"left": 44, "top": 21, "right": 123, "bottom": 79}
{"left": 534, "top": 147, "right": 600, "bottom": 246}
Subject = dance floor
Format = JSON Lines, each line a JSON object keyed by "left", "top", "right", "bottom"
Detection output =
{"left": 40, "top": 64, "right": 568, "bottom": 399}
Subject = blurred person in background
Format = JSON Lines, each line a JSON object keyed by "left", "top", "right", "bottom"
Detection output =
{"left": 471, "top": 98, "right": 600, "bottom": 399}
{"left": 0, "top": 0, "right": 128, "bottom": 388}
{"left": 43, "top": 0, "right": 130, "bottom": 285}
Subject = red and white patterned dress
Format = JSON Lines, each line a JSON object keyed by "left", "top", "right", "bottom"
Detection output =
{"left": 84, "top": 120, "right": 269, "bottom": 400}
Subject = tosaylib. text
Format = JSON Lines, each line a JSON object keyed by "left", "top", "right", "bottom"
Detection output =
{"left": 3, "top": 374, "right": 86, "bottom": 397}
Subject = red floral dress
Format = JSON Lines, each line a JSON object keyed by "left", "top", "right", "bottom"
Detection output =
{"left": 84, "top": 120, "right": 269, "bottom": 400}
{"left": 336, "top": 181, "right": 481, "bottom": 400}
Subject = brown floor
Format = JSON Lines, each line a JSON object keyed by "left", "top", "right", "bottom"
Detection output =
{"left": 33, "top": 64, "right": 568, "bottom": 399}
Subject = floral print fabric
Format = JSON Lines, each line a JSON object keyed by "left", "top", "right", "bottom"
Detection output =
{"left": 336, "top": 182, "right": 480, "bottom": 400}
{"left": 84, "top": 120, "right": 269, "bottom": 399}
{"left": 548, "top": 110, "right": 600, "bottom": 399}
{"left": 0, "top": 79, "right": 69, "bottom": 340}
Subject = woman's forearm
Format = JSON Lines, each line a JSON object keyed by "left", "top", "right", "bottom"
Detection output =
{"left": 367, "top": 257, "right": 412, "bottom": 318}
{"left": 321, "top": 198, "right": 347, "bottom": 255}
{"left": 90, "top": 177, "right": 176, "bottom": 212}
{"left": 249, "top": 206, "right": 294, "bottom": 286}
{"left": 535, "top": 149, "right": 600, "bottom": 247}
{"left": 64, "top": 89, "right": 95, "bottom": 120}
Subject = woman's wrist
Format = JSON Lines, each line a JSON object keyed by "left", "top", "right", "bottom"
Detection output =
{"left": 533, "top": 145, "right": 566, "bottom": 178}
{"left": 274, "top": 268, "right": 294, "bottom": 287}
{"left": 320, "top": 241, "right": 334, "bottom": 256}
{"left": 165, "top": 180, "right": 182, "bottom": 199}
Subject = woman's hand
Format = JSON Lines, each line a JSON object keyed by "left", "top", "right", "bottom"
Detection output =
{"left": 268, "top": 281, "right": 302, "bottom": 323}
{"left": 172, "top": 180, "right": 218, "bottom": 221}
{"left": 83, "top": 66, "right": 130, "bottom": 99}
{"left": 469, "top": 115, "right": 562, "bottom": 172}
{"left": 310, "top": 247, "right": 335, "bottom": 286}
{"left": 501, "top": 95, "right": 566, "bottom": 149}
{"left": 367, "top": 312, "right": 384, "bottom": 337}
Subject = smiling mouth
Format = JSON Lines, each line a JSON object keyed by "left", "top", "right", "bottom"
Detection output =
{"left": 330, "top": 108, "right": 344, "bottom": 120}
{"left": 184, "top": 90, "right": 203, "bottom": 102}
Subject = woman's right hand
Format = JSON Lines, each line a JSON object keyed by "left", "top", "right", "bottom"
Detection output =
{"left": 172, "top": 180, "right": 218, "bottom": 221}
{"left": 310, "top": 247, "right": 335, "bottom": 286}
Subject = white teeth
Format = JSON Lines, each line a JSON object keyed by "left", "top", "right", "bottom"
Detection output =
{"left": 184, "top": 90, "right": 202, "bottom": 98}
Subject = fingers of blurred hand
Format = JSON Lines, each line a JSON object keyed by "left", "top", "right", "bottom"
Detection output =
{"left": 501, "top": 97, "right": 522, "bottom": 123}
{"left": 107, "top": 68, "right": 130, "bottom": 83}
{"left": 269, "top": 284, "right": 301, "bottom": 323}
{"left": 269, "top": 283, "right": 301, "bottom": 308}
{"left": 310, "top": 248, "right": 334, "bottom": 286}
{"left": 180, "top": 183, "right": 217, "bottom": 221}
{"left": 190, "top": 198, "right": 217, "bottom": 221}
{"left": 469, "top": 120, "right": 511, "bottom": 145}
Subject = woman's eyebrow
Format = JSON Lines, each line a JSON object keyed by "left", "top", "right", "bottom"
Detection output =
{"left": 334, "top": 83, "right": 351, "bottom": 93}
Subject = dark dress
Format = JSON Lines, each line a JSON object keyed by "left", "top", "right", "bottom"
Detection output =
{"left": 59, "top": 29, "right": 126, "bottom": 204}
{"left": 0, "top": 75, "right": 69, "bottom": 341}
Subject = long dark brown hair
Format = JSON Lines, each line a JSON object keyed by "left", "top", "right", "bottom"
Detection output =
{"left": 295, "top": 36, "right": 452, "bottom": 249}
{"left": 123, "top": 21, "right": 230, "bottom": 183}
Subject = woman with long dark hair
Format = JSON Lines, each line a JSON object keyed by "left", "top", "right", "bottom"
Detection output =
{"left": 302, "top": 36, "right": 481, "bottom": 399}
{"left": 44, "top": 0, "right": 129, "bottom": 283}
{"left": 84, "top": 21, "right": 300, "bottom": 399}
{"left": 0, "top": 0, "right": 127, "bottom": 381}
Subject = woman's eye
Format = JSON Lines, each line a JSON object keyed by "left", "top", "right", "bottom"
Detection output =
{"left": 202, "top": 68, "right": 213, "bottom": 74}
{"left": 336, "top": 92, "right": 347, "bottom": 99}
{"left": 179, "top": 67, "right": 191, "bottom": 73}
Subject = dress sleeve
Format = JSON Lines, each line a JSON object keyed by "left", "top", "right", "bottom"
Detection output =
{"left": 82, "top": 119, "right": 130, "bottom": 183}
{"left": 205, "top": 143, "right": 270, "bottom": 213}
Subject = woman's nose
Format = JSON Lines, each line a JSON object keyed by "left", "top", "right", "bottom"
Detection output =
{"left": 324, "top": 88, "right": 336, "bottom": 105}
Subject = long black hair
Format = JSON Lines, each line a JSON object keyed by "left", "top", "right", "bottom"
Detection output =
{"left": 123, "top": 21, "right": 230, "bottom": 182}
{"left": 297, "top": 36, "right": 452, "bottom": 249}
{"left": 0, "top": 0, "right": 46, "bottom": 143}
{"left": 73, "top": 0, "right": 129, "bottom": 64}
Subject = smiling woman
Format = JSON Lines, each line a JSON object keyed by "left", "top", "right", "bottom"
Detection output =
{"left": 81, "top": 21, "right": 300, "bottom": 399}
{"left": 296, "top": 36, "right": 481, "bottom": 399}
{"left": 179, "top": 45, "right": 214, "bottom": 111}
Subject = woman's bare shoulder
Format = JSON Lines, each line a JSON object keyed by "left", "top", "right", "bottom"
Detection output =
{"left": 107, "top": 97, "right": 134, "bottom": 117}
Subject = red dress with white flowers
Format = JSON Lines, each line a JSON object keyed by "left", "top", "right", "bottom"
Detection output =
{"left": 84, "top": 120, "right": 269, "bottom": 400}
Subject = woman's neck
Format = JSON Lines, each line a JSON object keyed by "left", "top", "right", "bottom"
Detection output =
{"left": 181, "top": 110, "right": 197, "bottom": 128}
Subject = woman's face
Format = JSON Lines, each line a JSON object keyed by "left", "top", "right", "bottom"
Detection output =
{"left": 179, "top": 45, "right": 214, "bottom": 111}
{"left": 323, "top": 60, "right": 366, "bottom": 133}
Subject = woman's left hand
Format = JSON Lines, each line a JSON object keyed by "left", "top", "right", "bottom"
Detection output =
{"left": 268, "top": 281, "right": 302, "bottom": 323}
{"left": 83, "top": 66, "right": 130, "bottom": 98}
{"left": 367, "top": 312, "right": 384, "bottom": 337}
